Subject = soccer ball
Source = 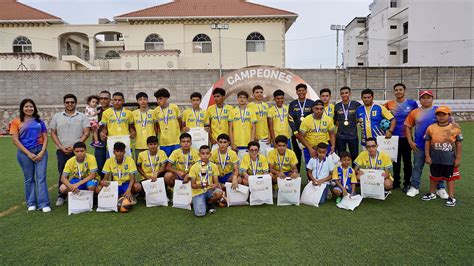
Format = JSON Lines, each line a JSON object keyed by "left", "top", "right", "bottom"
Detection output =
{"left": 379, "top": 119, "right": 390, "bottom": 131}
{"left": 117, "top": 196, "right": 133, "bottom": 213}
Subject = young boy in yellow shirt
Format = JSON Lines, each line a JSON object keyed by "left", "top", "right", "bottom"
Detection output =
{"left": 59, "top": 142, "right": 98, "bottom": 194}
{"left": 132, "top": 92, "right": 157, "bottom": 161}
{"left": 136, "top": 136, "right": 168, "bottom": 182}
{"left": 164, "top": 133, "right": 200, "bottom": 188}
{"left": 268, "top": 135, "right": 299, "bottom": 184}
{"left": 188, "top": 145, "right": 223, "bottom": 216}
{"left": 332, "top": 151, "right": 358, "bottom": 203}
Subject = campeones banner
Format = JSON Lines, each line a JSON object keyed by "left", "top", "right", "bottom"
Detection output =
{"left": 201, "top": 65, "right": 319, "bottom": 109}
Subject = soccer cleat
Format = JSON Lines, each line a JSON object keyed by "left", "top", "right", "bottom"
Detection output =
{"left": 55, "top": 197, "right": 65, "bottom": 206}
{"left": 445, "top": 198, "right": 456, "bottom": 207}
{"left": 336, "top": 197, "right": 342, "bottom": 204}
{"left": 436, "top": 189, "right": 449, "bottom": 200}
{"left": 42, "top": 207, "right": 52, "bottom": 213}
{"left": 422, "top": 193, "right": 437, "bottom": 201}
{"left": 27, "top": 206, "right": 36, "bottom": 211}
{"left": 406, "top": 187, "right": 419, "bottom": 197}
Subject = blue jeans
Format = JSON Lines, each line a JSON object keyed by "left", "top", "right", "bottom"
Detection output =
{"left": 411, "top": 149, "right": 444, "bottom": 189}
{"left": 192, "top": 189, "right": 215, "bottom": 217}
{"left": 17, "top": 146, "right": 50, "bottom": 209}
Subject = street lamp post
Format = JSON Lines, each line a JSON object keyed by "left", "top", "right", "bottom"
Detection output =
{"left": 211, "top": 23, "right": 229, "bottom": 78}
{"left": 330, "top": 24, "right": 345, "bottom": 68}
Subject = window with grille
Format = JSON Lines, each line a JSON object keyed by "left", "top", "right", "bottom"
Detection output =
{"left": 192, "top": 34, "right": 212, "bottom": 53}
{"left": 246, "top": 32, "right": 265, "bottom": 52}
{"left": 105, "top": 50, "right": 120, "bottom": 59}
{"left": 144, "top": 34, "right": 164, "bottom": 51}
{"left": 13, "top": 36, "right": 32, "bottom": 53}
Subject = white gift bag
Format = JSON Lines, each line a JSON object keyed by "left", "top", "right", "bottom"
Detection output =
{"left": 377, "top": 136, "right": 399, "bottom": 162}
{"left": 249, "top": 174, "right": 273, "bottom": 206}
{"left": 142, "top": 178, "right": 168, "bottom": 207}
{"left": 68, "top": 190, "right": 94, "bottom": 215}
{"left": 189, "top": 127, "right": 209, "bottom": 150}
{"left": 107, "top": 135, "right": 132, "bottom": 158}
{"left": 277, "top": 177, "right": 301, "bottom": 206}
{"left": 360, "top": 169, "right": 386, "bottom": 200}
{"left": 172, "top": 180, "right": 192, "bottom": 210}
{"left": 97, "top": 181, "right": 118, "bottom": 212}
{"left": 328, "top": 153, "right": 341, "bottom": 166}
{"left": 225, "top": 182, "right": 249, "bottom": 206}
{"left": 258, "top": 140, "right": 273, "bottom": 156}
{"left": 300, "top": 182, "right": 327, "bottom": 207}
{"left": 237, "top": 149, "right": 247, "bottom": 161}
{"left": 336, "top": 194, "right": 363, "bottom": 211}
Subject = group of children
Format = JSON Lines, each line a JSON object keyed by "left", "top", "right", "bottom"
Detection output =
{"left": 58, "top": 85, "right": 463, "bottom": 217}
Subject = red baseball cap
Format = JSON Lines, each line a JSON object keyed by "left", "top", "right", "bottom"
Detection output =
{"left": 419, "top": 90, "right": 433, "bottom": 98}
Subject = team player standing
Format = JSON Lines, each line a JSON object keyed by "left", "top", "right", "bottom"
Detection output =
{"left": 12, "top": 84, "right": 463, "bottom": 216}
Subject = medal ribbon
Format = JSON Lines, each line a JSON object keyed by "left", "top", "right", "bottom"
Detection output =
{"left": 250, "top": 156, "right": 259, "bottom": 176}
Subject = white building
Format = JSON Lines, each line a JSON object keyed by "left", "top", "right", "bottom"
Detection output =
{"left": 343, "top": 0, "right": 474, "bottom": 67}
{"left": 0, "top": 0, "right": 297, "bottom": 71}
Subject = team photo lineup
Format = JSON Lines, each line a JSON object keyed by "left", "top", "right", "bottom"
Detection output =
{"left": 11, "top": 82, "right": 464, "bottom": 216}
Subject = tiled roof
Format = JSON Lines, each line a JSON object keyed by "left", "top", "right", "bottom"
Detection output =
{"left": 115, "top": 0, "right": 297, "bottom": 19}
{"left": 0, "top": 0, "right": 62, "bottom": 22}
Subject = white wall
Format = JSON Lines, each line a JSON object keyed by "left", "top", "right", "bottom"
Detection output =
{"left": 407, "top": 0, "right": 474, "bottom": 66}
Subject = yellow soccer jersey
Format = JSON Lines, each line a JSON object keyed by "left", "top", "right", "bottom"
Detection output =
{"left": 132, "top": 109, "right": 157, "bottom": 149}
{"left": 62, "top": 154, "right": 98, "bottom": 180}
{"left": 324, "top": 103, "right": 335, "bottom": 118}
{"left": 268, "top": 104, "right": 292, "bottom": 138}
{"left": 267, "top": 149, "right": 298, "bottom": 173}
{"left": 102, "top": 156, "right": 137, "bottom": 184}
{"left": 168, "top": 148, "right": 200, "bottom": 172}
{"left": 155, "top": 104, "right": 181, "bottom": 146}
{"left": 354, "top": 151, "right": 393, "bottom": 181}
{"left": 230, "top": 105, "right": 258, "bottom": 147}
{"left": 210, "top": 149, "right": 239, "bottom": 176}
{"left": 100, "top": 108, "right": 134, "bottom": 136}
{"left": 248, "top": 102, "right": 270, "bottom": 140}
{"left": 239, "top": 154, "right": 269, "bottom": 176}
{"left": 206, "top": 104, "right": 233, "bottom": 141}
{"left": 189, "top": 161, "right": 220, "bottom": 197}
{"left": 299, "top": 115, "right": 335, "bottom": 147}
{"left": 137, "top": 150, "right": 168, "bottom": 179}
{"left": 332, "top": 166, "right": 358, "bottom": 184}
{"left": 182, "top": 108, "right": 207, "bottom": 129}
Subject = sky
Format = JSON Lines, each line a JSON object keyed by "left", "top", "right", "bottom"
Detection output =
{"left": 22, "top": 0, "right": 372, "bottom": 68}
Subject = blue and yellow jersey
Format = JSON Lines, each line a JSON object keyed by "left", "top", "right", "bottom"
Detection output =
{"left": 356, "top": 104, "right": 394, "bottom": 145}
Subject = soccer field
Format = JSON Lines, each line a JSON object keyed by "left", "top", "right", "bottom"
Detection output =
{"left": 1, "top": 123, "right": 473, "bottom": 264}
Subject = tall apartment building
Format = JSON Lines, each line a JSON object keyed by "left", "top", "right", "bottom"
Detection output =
{"left": 343, "top": 0, "right": 474, "bottom": 67}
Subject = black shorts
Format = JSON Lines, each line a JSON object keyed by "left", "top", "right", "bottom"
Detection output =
{"left": 429, "top": 164, "right": 459, "bottom": 181}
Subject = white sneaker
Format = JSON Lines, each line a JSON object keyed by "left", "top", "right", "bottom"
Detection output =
{"left": 42, "top": 207, "right": 52, "bottom": 213}
{"left": 406, "top": 187, "right": 419, "bottom": 197}
{"left": 55, "top": 197, "right": 65, "bottom": 206}
{"left": 436, "top": 188, "right": 449, "bottom": 200}
{"left": 27, "top": 206, "right": 36, "bottom": 211}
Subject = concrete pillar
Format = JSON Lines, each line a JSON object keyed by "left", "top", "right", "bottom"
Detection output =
{"left": 88, "top": 36, "right": 96, "bottom": 61}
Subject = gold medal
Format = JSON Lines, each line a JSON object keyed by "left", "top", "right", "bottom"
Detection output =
{"left": 300, "top": 117, "right": 304, "bottom": 121}
{"left": 117, "top": 127, "right": 122, "bottom": 132}
{"left": 142, "top": 129, "right": 147, "bottom": 135}
{"left": 344, "top": 120, "right": 349, "bottom": 126}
